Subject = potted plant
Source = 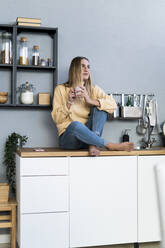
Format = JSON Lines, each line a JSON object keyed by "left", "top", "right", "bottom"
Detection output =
{"left": 3, "top": 132, "right": 28, "bottom": 194}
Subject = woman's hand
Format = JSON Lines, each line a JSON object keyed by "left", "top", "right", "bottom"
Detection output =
{"left": 68, "top": 88, "right": 76, "bottom": 104}
{"left": 76, "top": 86, "right": 91, "bottom": 103}
{"left": 77, "top": 86, "right": 100, "bottom": 107}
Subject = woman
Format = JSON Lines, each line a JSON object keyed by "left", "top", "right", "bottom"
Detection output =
{"left": 51, "top": 56, "right": 134, "bottom": 156}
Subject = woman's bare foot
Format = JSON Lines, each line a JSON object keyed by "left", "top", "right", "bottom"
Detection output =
{"left": 106, "top": 142, "right": 134, "bottom": 152}
{"left": 89, "top": 145, "right": 100, "bottom": 156}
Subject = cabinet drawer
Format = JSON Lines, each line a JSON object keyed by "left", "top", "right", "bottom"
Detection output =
{"left": 20, "top": 157, "right": 68, "bottom": 176}
{"left": 20, "top": 176, "right": 68, "bottom": 213}
{"left": 19, "top": 212, "right": 69, "bottom": 248}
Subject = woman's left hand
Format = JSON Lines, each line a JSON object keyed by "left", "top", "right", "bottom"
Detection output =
{"left": 78, "top": 86, "right": 91, "bottom": 104}
{"left": 76, "top": 86, "right": 100, "bottom": 107}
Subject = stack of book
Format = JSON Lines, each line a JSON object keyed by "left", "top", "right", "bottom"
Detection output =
{"left": 16, "top": 17, "right": 41, "bottom": 27}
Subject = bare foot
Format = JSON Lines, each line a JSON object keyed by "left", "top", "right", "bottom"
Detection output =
{"left": 89, "top": 145, "right": 100, "bottom": 156}
{"left": 106, "top": 142, "right": 134, "bottom": 152}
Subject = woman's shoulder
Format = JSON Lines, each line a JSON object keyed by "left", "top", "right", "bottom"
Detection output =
{"left": 56, "top": 82, "right": 68, "bottom": 88}
{"left": 55, "top": 83, "right": 69, "bottom": 91}
{"left": 91, "top": 84, "right": 103, "bottom": 92}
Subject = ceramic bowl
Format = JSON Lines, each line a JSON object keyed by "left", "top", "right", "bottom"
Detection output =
{"left": 0, "top": 92, "right": 8, "bottom": 96}
{"left": 0, "top": 95, "right": 8, "bottom": 104}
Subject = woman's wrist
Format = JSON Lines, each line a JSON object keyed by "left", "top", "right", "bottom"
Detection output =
{"left": 88, "top": 98, "right": 100, "bottom": 107}
{"left": 67, "top": 99, "right": 74, "bottom": 105}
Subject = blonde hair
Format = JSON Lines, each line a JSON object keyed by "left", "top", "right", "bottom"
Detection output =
{"left": 66, "top": 56, "right": 92, "bottom": 96}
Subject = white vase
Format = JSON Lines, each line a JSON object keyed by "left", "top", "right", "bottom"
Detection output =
{"left": 21, "top": 91, "right": 34, "bottom": 104}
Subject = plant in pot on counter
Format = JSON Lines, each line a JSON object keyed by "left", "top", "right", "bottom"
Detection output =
{"left": 3, "top": 132, "right": 28, "bottom": 194}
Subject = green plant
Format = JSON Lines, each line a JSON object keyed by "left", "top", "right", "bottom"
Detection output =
{"left": 3, "top": 132, "right": 28, "bottom": 193}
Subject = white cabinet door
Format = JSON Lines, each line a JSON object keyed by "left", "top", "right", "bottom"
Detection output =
{"left": 138, "top": 155, "right": 165, "bottom": 242}
{"left": 20, "top": 176, "right": 69, "bottom": 213}
{"left": 69, "top": 156, "right": 137, "bottom": 247}
{"left": 20, "top": 212, "right": 69, "bottom": 248}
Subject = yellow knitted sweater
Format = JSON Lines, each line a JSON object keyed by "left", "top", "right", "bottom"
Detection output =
{"left": 51, "top": 83, "right": 116, "bottom": 136}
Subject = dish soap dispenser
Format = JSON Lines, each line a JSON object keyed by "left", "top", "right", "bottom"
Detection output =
{"left": 122, "top": 129, "right": 131, "bottom": 142}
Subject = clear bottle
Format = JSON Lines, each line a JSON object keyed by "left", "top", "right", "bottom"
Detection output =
{"left": 19, "top": 37, "right": 29, "bottom": 65}
{"left": 1, "top": 32, "right": 12, "bottom": 64}
{"left": 32, "top": 45, "right": 40, "bottom": 66}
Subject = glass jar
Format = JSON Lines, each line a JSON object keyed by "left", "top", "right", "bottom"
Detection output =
{"left": 19, "top": 37, "right": 29, "bottom": 65}
{"left": 18, "top": 81, "right": 34, "bottom": 104}
{"left": 40, "top": 58, "right": 46, "bottom": 66}
{"left": 32, "top": 45, "right": 40, "bottom": 66}
{"left": 1, "top": 32, "right": 12, "bottom": 64}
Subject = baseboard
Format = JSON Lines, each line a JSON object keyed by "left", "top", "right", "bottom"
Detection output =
{"left": 0, "top": 234, "right": 10, "bottom": 243}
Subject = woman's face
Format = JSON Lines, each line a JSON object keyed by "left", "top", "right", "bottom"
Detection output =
{"left": 81, "top": 59, "right": 90, "bottom": 81}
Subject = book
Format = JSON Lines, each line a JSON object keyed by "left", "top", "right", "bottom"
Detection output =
{"left": 17, "top": 22, "right": 41, "bottom": 27}
{"left": 16, "top": 17, "right": 41, "bottom": 24}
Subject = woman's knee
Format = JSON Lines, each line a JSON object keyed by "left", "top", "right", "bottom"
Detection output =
{"left": 92, "top": 107, "right": 107, "bottom": 119}
{"left": 70, "top": 121, "right": 84, "bottom": 132}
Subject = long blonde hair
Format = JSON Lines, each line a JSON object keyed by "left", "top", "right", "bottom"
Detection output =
{"left": 65, "top": 56, "right": 92, "bottom": 96}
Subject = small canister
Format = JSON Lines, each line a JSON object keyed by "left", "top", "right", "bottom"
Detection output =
{"left": 40, "top": 58, "right": 46, "bottom": 66}
{"left": 32, "top": 45, "right": 40, "bottom": 66}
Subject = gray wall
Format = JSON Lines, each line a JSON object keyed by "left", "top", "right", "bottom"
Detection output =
{"left": 0, "top": 0, "right": 165, "bottom": 177}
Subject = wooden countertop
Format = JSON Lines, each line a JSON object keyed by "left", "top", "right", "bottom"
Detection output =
{"left": 16, "top": 147, "right": 165, "bottom": 157}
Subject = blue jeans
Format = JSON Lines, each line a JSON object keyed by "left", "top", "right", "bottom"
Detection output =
{"left": 59, "top": 107, "right": 108, "bottom": 149}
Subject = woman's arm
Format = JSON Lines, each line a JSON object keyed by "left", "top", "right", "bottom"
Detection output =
{"left": 91, "top": 85, "right": 117, "bottom": 113}
{"left": 51, "top": 85, "right": 72, "bottom": 124}
{"left": 78, "top": 85, "right": 116, "bottom": 113}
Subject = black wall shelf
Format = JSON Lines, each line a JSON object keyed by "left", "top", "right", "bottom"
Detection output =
{"left": 0, "top": 24, "right": 58, "bottom": 109}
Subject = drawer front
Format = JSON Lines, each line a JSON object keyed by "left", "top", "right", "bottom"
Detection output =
{"left": 19, "top": 212, "right": 69, "bottom": 248}
{"left": 20, "top": 176, "right": 68, "bottom": 213}
{"left": 20, "top": 157, "right": 68, "bottom": 176}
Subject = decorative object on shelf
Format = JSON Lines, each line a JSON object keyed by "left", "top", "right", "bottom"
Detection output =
{"left": 16, "top": 17, "right": 41, "bottom": 27}
{"left": 40, "top": 58, "right": 46, "bottom": 66}
{"left": 47, "top": 58, "right": 52, "bottom": 66}
{"left": 19, "top": 36, "right": 29, "bottom": 65}
{"left": 17, "top": 81, "right": 35, "bottom": 104}
{"left": 38, "top": 93, "right": 50, "bottom": 105}
{"left": 0, "top": 92, "right": 8, "bottom": 104}
{"left": 0, "top": 32, "right": 12, "bottom": 64}
{"left": 121, "top": 93, "right": 142, "bottom": 118}
{"left": 121, "top": 106, "right": 142, "bottom": 118}
{"left": 32, "top": 45, "right": 40, "bottom": 66}
{"left": 3, "top": 132, "right": 28, "bottom": 193}
{"left": 0, "top": 183, "right": 9, "bottom": 202}
{"left": 126, "top": 94, "right": 132, "bottom": 106}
